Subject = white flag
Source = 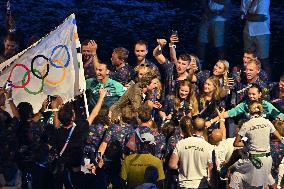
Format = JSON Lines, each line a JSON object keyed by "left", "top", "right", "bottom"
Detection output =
{"left": 0, "top": 14, "right": 86, "bottom": 113}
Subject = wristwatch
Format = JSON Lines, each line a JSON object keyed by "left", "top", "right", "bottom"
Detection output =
{"left": 169, "top": 44, "right": 176, "bottom": 48}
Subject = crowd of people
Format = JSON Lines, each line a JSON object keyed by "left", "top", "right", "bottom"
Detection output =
{"left": 1, "top": 0, "right": 284, "bottom": 189}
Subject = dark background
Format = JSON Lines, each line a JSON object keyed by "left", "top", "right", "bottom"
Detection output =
{"left": 0, "top": 0, "right": 283, "bottom": 80}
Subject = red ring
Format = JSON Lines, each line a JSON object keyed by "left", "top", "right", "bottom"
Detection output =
{"left": 8, "top": 64, "right": 31, "bottom": 88}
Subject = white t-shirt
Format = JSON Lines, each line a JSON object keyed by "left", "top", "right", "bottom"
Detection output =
{"left": 213, "top": 139, "right": 235, "bottom": 170}
{"left": 238, "top": 116, "right": 275, "bottom": 152}
{"left": 241, "top": 0, "right": 270, "bottom": 36}
{"left": 173, "top": 136, "right": 213, "bottom": 188}
{"left": 225, "top": 138, "right": 236, "bottom": 162}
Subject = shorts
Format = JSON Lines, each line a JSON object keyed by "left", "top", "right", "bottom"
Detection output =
{"left": 243, "top": 29, "right": 270, "bottom": 59}
{"left": 229, "top": 156, "right": 273, "bottom": 187}
{"left": 198, "top": 20, "right": 225, "bottom": 48}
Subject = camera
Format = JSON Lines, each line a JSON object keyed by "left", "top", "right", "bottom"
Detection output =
{"left": 172, "top": 30, "right": 178, "bottom": 38}
{"left": 5, "top": 80, "right": 12, "bottom": 90}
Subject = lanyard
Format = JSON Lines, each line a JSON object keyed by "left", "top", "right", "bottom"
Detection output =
{"left": 59, "top": 123, "right": 76, "bottom": 157}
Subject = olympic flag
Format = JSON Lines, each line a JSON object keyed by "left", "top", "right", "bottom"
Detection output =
{"left": 0, "top": 14, "right": 86, "bottom": 113}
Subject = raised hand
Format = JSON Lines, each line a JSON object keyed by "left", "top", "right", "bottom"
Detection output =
{"left": 99, "top": 88, "right": 107, "bottom": 99}
{"left": 170, "top": 34, "right": 179, "bottom": 44}
{"left": 88, "top": 40, "right": 97, "bottom": 56}
{"left": 157, "top": 39, "right": 167, "bottom": 47}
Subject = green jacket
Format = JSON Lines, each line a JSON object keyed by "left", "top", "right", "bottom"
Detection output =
{"left": 228, "top": 100, "right": 284, "bottom": 119}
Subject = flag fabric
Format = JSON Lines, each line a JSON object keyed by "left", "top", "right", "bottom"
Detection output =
{"left": 0, "top": 14, "right": 85, "bottom": 113}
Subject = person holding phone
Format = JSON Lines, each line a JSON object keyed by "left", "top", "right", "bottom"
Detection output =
{"left": 153, "top": 38, "right": 192, "bottom": 98}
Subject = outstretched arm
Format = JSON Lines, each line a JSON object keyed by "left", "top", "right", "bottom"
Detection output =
{"left": 273, "top": 130, "right": 283, "bottom": 142}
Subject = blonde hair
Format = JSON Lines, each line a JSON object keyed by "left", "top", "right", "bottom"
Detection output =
{"left": 174, "top": 80, "right": 199, "bottom": 116}
{"left": 135, "top": 64, "right": 156, "bottom": 77}
{"left": 217, "top": 60, "right": 230, "bottom": 86}
{"left": 249, "top": 101, "right": 263, "bottom": 115}
{"left": 151, "top": 78, "right": 162, "bottom": 99}
{"left": 200, "top": 76, "right": 221, "bottom": 108}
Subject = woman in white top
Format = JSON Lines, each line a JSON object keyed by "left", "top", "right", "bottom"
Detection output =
{"left": 228, "top": 101, "right": 283, "bottom": 189}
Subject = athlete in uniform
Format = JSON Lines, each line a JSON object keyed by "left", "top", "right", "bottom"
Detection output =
{"left": 228, "top": 102, "right": 284, "bottom": 189}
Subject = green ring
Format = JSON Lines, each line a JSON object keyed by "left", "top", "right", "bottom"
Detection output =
{"left": 22, "top": 69, "right": 44, "bottom": 95}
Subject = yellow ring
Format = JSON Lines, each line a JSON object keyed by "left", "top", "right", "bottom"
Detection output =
{"left": 44, "top": 59, "right": 67, "bottom": 85}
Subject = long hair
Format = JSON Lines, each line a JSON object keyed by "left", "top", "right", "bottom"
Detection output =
{"left": 179, "top": 116, "right": 193, "bottom": 138}
{"left": 212, "top": 60, "right": 230, "bottom": 85}
{"left": 137, "top": 71, "right": 157, "bottom": 88}
{"left": 221, "top": 60, "right": 229, "bottom": 87}
{"left": 174, "top": 80, "right": 199, "bottom": 116}
{"left": 200, "top": 76, "right": 221, "bottom": 108}
{"left": 149, "top": 78, "right": 162, "bottom": 100}
{"left": 213, "top": 60, "right": 229, "bottom": 87}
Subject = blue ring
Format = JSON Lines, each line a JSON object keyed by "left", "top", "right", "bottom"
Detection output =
{"left": 49, "top": 45, "right": 70, "bottom": 68}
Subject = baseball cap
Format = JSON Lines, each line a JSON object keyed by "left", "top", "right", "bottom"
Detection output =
{"left": 140, "top": 132, "right": 156, "bottom": 145}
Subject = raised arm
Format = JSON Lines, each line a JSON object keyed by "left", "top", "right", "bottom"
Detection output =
{"left": 48, "top": 96, "right": 64, "bottom": 128}
{"left": 216, "top": 107, "right": 227, "bottom": 139}
{"left": 87, "top": 88, "right": 107, "bottom": 125}
{"left": 88, "top": 40, "right": 99, "bottom": 68}
{"left": 169, "top": 34, "right": 179, "bottom": 64}
{"left": 153, "top": 39, "right": 167, "bottom": 64}
{"left": 32, "top": 99, "right": 49, "bottom": 123}
{"left": 4, "top": 88, "right": 19, "bottom": 119}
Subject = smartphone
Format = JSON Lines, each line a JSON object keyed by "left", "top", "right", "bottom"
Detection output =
{"left": 172, "top": 30, "right": 178, "bottom": 38}
{"left": 5, "top": 80, "right": 12, "bottom": 90}
{"left": 128, "top": 80, "right": 135, "bottom": 86}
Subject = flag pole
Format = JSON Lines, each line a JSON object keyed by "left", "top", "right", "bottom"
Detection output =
{"left": 83, "top": 90, "right": 90, "bottom": 118}
{"left": 72, "top": 13, "right": 89, "bottom": 118}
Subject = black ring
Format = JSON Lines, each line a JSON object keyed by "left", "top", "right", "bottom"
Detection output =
{"left": 31, "top": 55, "right": 49, "bottom": 79}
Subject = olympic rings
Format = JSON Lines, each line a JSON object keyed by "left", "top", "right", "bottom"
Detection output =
{"left": 8, "top": 64, "right": 31, "bottom": 89}
{"left": 22, "top": 69, "right": 44, "bottom": 95}
{"left": 44, "top": 59, "right": 67, "bottom": 85}
{"left": 6, "top": 44, "right": 70, "bottom": 94}
{"left": 31, "top": 55, "right": 50, "bottom": 79}
{"left": 49, "top": 45, "right": 70, "bottom": 68}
